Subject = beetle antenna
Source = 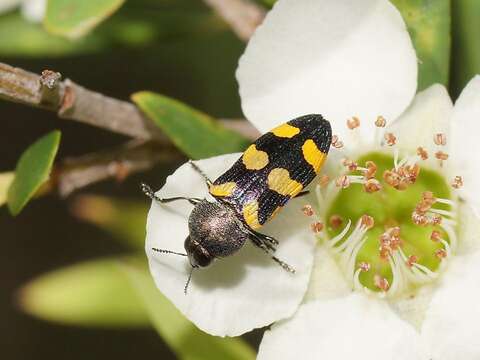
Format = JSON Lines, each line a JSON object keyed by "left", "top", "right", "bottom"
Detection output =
{"left": 152, "top": 247, "right": 188, "bottom": 257}
{"left": 184, "top": 267, "right": 194, "bottom": 294}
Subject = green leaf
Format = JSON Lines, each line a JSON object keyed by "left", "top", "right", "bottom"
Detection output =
{"left": 0, "top": 12, "right": 103, "bottom": 57}
{"left": 71, "top": 195, "right": 148, "bottom": 250}
{"left": 257, "top": 0, "right": 275, "bottom": 7}
{"left": 390, "top": 0, "right": 451, "bottom": 90}
{"left": 451, "top": 0, "right": 480, "bottom": 97}
{"left": 7, "top": 130, "right": 61, "bottom": 216}
{"left": 0, "top": 9, "right": 223, "bottom": 58}
{"left": 44, "top": 0, "right": 126, "bottom": 38}
{"left": 121, "top": 261, "right": 256, "bottom": 360}
{"left": 0, "top": 172, "right": 14, "bottom": 207}
{"left": 132, "top": 92, "right": 250, "bottom": 159}
{"left": 18, "top": 257, "right": 150, "bottom": 328}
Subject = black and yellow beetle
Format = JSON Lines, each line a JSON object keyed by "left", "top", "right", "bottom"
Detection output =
{"left": 142, "top": 114, "right": 332, "bottom": 292}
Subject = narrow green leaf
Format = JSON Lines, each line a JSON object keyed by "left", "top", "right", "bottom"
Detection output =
{"left": 451, "top": 0, "right": 480, "bottom": 97}
{"left": 390, "top": 0, "right": 451, "bottom": 90}
{"left": 7, "top": 131, "right": 61, "bottom": 216}
{"left": 121, "top": 262, "right": 256, "bottom": 360}
{"left": 18, "top": 257, "right": 150, "bottom": 328}
{"left": 71, "top": 195, "right": 148, "bottom": 250}
{"left": 0, "top": 172, "right": 14, "bottom": 207}
{"left": 44, "top": 0, "right": 126, "bottom": 38}
{"left": 132, "top": 91, "right": 250, "bottom": 159}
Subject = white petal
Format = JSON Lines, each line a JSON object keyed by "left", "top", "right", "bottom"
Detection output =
{"left": 450, "top": 76, "right": 480, "bottom": 215}
{"left": 258, "top": 294, "right": 422, "bottom": 360}
{"left": 20, "top": 0, "right": 45, "bottom": 23}
{"left": 237, "top": 0, "right": 417, "bottom": 147}
{"left": 387, "top": 84, "right": 453, "bottom": 166}
{"left": 421, "top": 251, "right": 480, "bottom": 359}
{"left": 304, "top": 244, "right": 351, "bottom": 302}
{"left": 456, "top": 201, "right": 480, "bottom": 255}
{"left": 145, "top": 154, "right": 316, "bottom": 336}
{"left": 322, "top": 147, "right": 349, "bottom": 177}
{"left": 388, "top": 285, "right": 435, "bottom": 331}
{"left": 0, "top": 0, "right": 22, "bottom": 13}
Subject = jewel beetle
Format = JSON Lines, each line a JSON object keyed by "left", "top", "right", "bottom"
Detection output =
{"left": 142, "top": 114, "right": 332, "bottom": 292}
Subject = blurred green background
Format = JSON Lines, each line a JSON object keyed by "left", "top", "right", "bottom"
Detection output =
{"left": 0, "top": 0, "right": 479, "bottom": 359}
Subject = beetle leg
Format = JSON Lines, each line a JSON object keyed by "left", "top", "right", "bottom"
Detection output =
{"left": 249, "top": 235, "right": 295, "bottom": 273}
{"left": 248, "top": 229, "right": 279, "bottom": 246}
{"left": 248, "top": 231, "right": 277, "bottom": 251}
{"left": 270, "top": 256, "right": 296, "bottom": 273}
{"left": 141, "top": 182, "right": 201, "bottom": 205}
{"left": 189, "top": 160, "right": 213, "bottom": 187}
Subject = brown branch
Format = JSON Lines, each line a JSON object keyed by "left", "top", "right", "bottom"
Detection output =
{"left": 202, "top": 0, "right": 266, "bottom": 41}
{"left": 50, "top": 140, "right": 182, "bottom": 197}
{"left": 0, "top": 61, "right": 260, "bottom": 197}
{"left": 0, "top": 63, "right": 166, "bottom": 141}
{"left": 0, "top": 62, "right": 258, "bottom": 142}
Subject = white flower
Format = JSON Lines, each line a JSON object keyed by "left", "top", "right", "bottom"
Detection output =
{"left": 0, "top": 0, "right": 46, "bottom": 23}
{"left": 256, "top": 78, "right": 480, "bottom": 359}
{"left": 146, "top": 155, "right": 317, "bottom": 336}
{"left": 146, "top": 1, "right": 480, "bottom": 357}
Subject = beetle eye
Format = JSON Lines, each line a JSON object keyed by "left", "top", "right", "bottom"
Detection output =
{"left": 184, "top": 236, "right": 213, "bottom": 268}
{"left": 193, "top": 250, "right": 213, "bottom": 267}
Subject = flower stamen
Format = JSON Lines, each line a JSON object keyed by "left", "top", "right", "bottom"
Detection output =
{"left": 451, "top": 176, "right": 463, "bottom": 189}
{"left": 435, "top": 151, "right": 449, "bottom": 161}
{"left": 319, "top": 174, "right": 330, "bottom": 187}
{"left": 374, "top": 275, "right": 390, "bottom": 292}
{"left": 323, "top": 151, "right": 457, "bottom": 298}
{"left": 375, "top": 116, "right": 386, "bottom": 127}
{"left": 384, "top": 132, "right": 397, "bottom": 146}
{"left": 335, "top": 175, "right": 351, "bottom": 188}
{"left": 383, "top": 163, "right": 420, "bottom": 190}
{"left": 359, "top": 261, "right": 371, "bottom": 272}
{"left": 302, "top": 205, "right": 314, "bottom": 217}
{"left": 435, "top": 248, "right": 447, "bottom": 259}
{"left": 364, "top": 178, "right": 382, "bottom": 193}
{"left": 360, "top": 214, "right": 374, "bottom": 229}
{"left": 331, "top": 135, "right": 344, "bottom": 149}
{"left": 310, "top": 222, "right": 324, "bottom": 233}
{"left": 434, "top": 133, "right": 447, "bottom": 146}
{"left": 431, "top": 230, "right": 442, "bottom": 242}
{"left": 417, "top": 147, "right": 429, "bottom": 160}
{"left": 329, "top": 215, "right": 344, "bottom": 230}
{"left": 342, "top": 158, "right": 358, "bottom": 171}
{"left": 347, "top": 116, "right": 360, "bottom": 130}
{"left": 406, "top": 255, "right": 418, "bottom": 267}
{"left": 364, "top": 161, "right": 377, "bottom": 179}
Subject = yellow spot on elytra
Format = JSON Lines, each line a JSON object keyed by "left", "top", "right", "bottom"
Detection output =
{"left": 243, "top": 200, "right": 261, "bottom": 229}
{"left": 271, "top": 123, "right": 300, "bottom": 138}
{"left": 209, "top": 182, "right": 236, "bottom": 197}
{"left": 242, "top": 144, "right": 269, "bottom": 170}
{"left": 302, "top": 139, "right": 326, "bottom": 174}
{"left": 268, "top": 168, "right": 303, "bottom": 197}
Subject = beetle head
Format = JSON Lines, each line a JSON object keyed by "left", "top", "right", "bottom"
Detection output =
{"left": 184, "top": 235, "right": 214, "bottom": 268}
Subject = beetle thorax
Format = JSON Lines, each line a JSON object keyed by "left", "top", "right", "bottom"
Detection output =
{"left": 188, "top": 200, "right": 248, "bottom": 258}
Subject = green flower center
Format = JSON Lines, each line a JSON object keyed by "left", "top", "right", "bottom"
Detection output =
{"left": 325, "top": 152, "right": 455, "bottom": 295}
